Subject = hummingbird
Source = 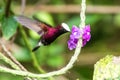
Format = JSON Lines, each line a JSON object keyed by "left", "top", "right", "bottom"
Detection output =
{"left": 14, "top": 15, "right": 70, "bottom": 51}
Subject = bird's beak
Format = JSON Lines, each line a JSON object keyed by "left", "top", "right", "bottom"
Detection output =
{"left": 61, "top": 23, "right": 71, "bottom": 32}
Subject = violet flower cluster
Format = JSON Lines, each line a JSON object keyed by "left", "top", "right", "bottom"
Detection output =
{"left": 68, "top": 25, "right": 91, "bottom": 50}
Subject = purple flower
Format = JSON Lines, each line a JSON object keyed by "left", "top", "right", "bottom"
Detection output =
{"left": 68, "top": 38, "right": 78, "bottom": 50}
{"left": 82, "top": 25, "right": 91, "bottom": 46}
{"left": 67, "top": 26, "right": 81, "bottom": 50}
{"left": 70, "top": 26, "right": 81, "bottom": 39}
{"left": 67, "top": 25, "right": 91, "bottom": 50}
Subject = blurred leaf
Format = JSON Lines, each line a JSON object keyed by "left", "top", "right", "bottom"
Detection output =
{"left": 36, "top": 44, "right": 64, "bottom": 66}
{"left": 51, "top": 0, "right": 65, "bottom": 5}
{"left": 36, "top": 46, "right": 48, "bottom": 65}
{"left": 48, "top": 44, "right": 64, "bottom": 56}
{"left": 0, "top": 73, "right": 23, "bottom": 80}
{"left": 74, "top": 0, "right": 81, "bottom": 4}
{"left": 28, "top": 37, "right": 38, "bottom": 47}
{"left": 29, "top": 30, "right": 40, "bottom": 39}
{"left": 114, "top": 14, "right": 120, "bottom": 27}
{"left": 47, "top": 56, "right": 64, "bottom": 67}
{"left": 67, "top": 16, "right": 80, "bottom": 29}
{"left": 34, "top": 12, "right": 54, "bottom": 26}
{"left": 13, "top": 47, "right": 31, "bottom": 62}
{"left": 93, "top": 55, "right": 120, "bottom": 80}
{"left": 67, "top": 15, "right": 102, "bottom": 29}
{"left": 57, "top": 14, "right": 68, "bottom": 23}
{"left": 0, "top": 7, "right": 4, "bottom": 21}
{"left": 86, "top": 15, "right": 102, "bottom": 25}
{"left": 1, "top": 16, "right": 18, "bottom": 40}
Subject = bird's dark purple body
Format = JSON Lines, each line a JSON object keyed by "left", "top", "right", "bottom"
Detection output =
{"left": 41, "top": 26, "right": 68, "bottom": 45}
{"left": 14, "top": 15, "right": 70, "bottom": 51}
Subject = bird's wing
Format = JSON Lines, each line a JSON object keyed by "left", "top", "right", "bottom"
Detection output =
{"left": 14, "top": 15, "right": 48, "bottom": 35}
{"left": 33, "top": 16, "right": 52, "bottom": 28}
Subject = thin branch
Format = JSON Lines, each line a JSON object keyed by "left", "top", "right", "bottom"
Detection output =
{"left": 21, "top": 0, "right": 26, "bottom": 15}
{"left": 0, "top": 43, "right": 37, "bottom": 80}
{"left": 0, "top": 64, "right": 77, "bottom": 78}
{"left": 0, "top": 51, "right": 33, "bottom": 80}
{"left": 5, "top": 0, "right": 12, "bottom": 17}
{"left": 13, "top": 5, "right": 120, "bottom": 15}
{"left": 0, "top": 52, "right": 20, "bottom": 70}
{"left": 1, "top": 43, "right": 27, "bottom": 71}
{"left": 79, "top": 0, "right": 86, "bottom": 28}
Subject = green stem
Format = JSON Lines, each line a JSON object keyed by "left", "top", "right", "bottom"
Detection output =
{"left": 0, "top": 52, "right": 36, "bottom": 80}
{"left": 19, "top": 25, "right": 45, "bottom": 73}
{"left": 19, "top": 25, "right": 54, "bottom": 80}
{"left": 0, "top": 65, "right": 62, "bottom": 78}
{"left": 0, "top": 52, "right": 20, "bottom": 70}
{"left": 5, "top": 0, "right": 12, "bottom": 17}
{"left": 19, "top": 26, "right": 54, "bottom": 80}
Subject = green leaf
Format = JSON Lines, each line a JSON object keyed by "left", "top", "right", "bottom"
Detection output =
{"left": 93, "top": 55, "right": 120, "bottom": 80}
{"left": 13, "top": 47, "right": 31, "bottom": 62}
{"left": 114, "top": 14, "right": 120, "bottom": 27}
{"left": 1, "top": 16, "right": 18, "bottom": 40}
{"left": 34, "top": 12, "right": 54, "bottom": 26}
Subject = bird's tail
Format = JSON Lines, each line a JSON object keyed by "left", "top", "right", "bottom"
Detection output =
{"left": 32, "top": 45, "right": 40, "bottom": 52}
{"left": 32, "top": 41, "right": 43, "bottom": 52}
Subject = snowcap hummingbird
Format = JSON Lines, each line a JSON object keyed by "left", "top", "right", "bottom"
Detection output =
{"left": 15, "top": 15, "right": 70, "bottom": 51}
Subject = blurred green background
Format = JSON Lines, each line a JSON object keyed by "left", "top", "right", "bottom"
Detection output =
{"left": 0, "top": 0, "right": 120, "bottom": 80}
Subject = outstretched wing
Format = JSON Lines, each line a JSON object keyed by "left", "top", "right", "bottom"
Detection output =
{"left": 14, "top": 15, "right": 46, "bottom": 35}
{"left": 33, "top": 16, "right": 52, "bottom": 28}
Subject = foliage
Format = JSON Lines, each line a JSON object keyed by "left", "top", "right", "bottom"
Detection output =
{"left": 1, "top": 16, "right": 18, "bottom": 40}
{"left": 93, "top": 55, "right": 120, "bottom": 80}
